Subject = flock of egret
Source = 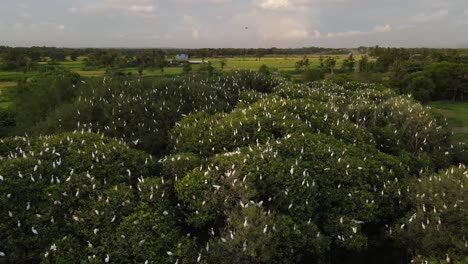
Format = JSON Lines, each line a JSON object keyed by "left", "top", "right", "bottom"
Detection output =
{"left": 0, "top": 75, "right": 466, "bottom": 263}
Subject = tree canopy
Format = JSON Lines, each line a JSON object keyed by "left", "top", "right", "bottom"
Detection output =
{"left": 0, "top": 73, "right": 466, "bottom": 263}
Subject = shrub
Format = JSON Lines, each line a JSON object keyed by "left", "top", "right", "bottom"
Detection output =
{"left": 302, "top": 68, "right": 325, "bottom": 82}
{"left": 258, "top": 64, "right": 270, "bottom": 76}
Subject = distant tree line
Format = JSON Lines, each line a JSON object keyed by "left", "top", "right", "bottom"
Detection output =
{"left": 0, "top": 46, "right": 351, "bottom": 71}
{"left": 83, "top": 49, "right": 167, "bottom": 74}
{"left": 2, "top": 46, "right": 468, "bottom": 103}
{"left": 166, "top": 47, "right": 350, "bottom": 57}
{"left": 364, "top": 46, "right": 468, "bottom": 102}
{"left": 308, "top": 46, "right": 468, "bottom": 103}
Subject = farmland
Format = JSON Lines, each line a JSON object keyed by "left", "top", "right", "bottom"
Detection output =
{"left": 0, "top": 54, "right": 355, "bottom": 81}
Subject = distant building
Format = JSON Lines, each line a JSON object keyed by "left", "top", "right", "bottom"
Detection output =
{"left": 176, "top": 54, "right": 189, "bottom": 60}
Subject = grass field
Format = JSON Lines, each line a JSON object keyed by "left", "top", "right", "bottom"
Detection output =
{"left": 0, "top": 71, "right": 35, "bottom": 81}
{"left": 0, "top": 81, "right": 16, "bottom": 109}
{"left": 205, "top": 55, "right": 353, "bottom": 70}
{"left": 62, "top": 55, "right": 354, "bottom": 78}
{"left": 0, "top": 101, "right": 12, "bottom": 109}
{"left": 431, "top": 101, "right": 468, "bottom": 142}
{"left": 75, "top": 70, "right": 106, "bottom": 77}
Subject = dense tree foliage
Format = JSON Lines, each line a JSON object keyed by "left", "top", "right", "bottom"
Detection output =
{"left": 83, "top": 49, "right": 166, "bottom": 71}
{"left": 0, "top": 108, "right": 15, "bottom": 137}
{"left": 13, "top": 69, "right": 81, "bottom": 133}
{"left": 391, "top": 61, "right": 468, "bottom": 103}
{"left": 167, "top": 81, "right": 465, "bottom": 263}
{"left": 15, "top": 71, "right": 280, "bottom": 157}
{"left": 0, "top": 133, "right": 167, "bottom": 263}
{"left": 0, "top": 49, "right": 35, "bottom": 71}
{"left": 363, "top": 47, "right": 468, "bottom": 102}
{"left": 258, "top": 64, "right": 271, "bottom": 76}
{"left": 400, "top": 72, "right": 435, "bottom": 103}
{"left": 392, "top": 165, "right": 468, "bottom": 263}
{"left": 0, "top": 73, "right": 466, "bottom": 263}
{"left": 303, "top": 69, "right": 325, "bottom": 82}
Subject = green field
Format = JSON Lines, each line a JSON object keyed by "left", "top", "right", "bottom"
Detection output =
{"left": 74, "top": 70, "right": 106, "bottom": 77}
{"left": 431, "top": 101, "right": 468, "bottom": 142}
{"left": 0, "top": 54, "right": 358, "bottom": 82}
{"left": 0, "top": 101, "right": 12, "bottom": 109}
{"left": 0, "top": 71, "right": 35, "bottom": 81}
{"left": 66, "top": 55, "right": 355, "bottom": 77}
{"left": 189, "top": 55, "right": 357, "bottom": 77}
{"left": 0, "top": 81, "right": 16, "bottom": 109}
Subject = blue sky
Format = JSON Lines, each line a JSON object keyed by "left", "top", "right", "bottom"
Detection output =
{"left": 1, "top": 0, "right": 468, "bottom": 48}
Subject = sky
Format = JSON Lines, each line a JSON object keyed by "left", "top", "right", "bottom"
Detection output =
{"left": 1, "top": 0, "right": 468, "bottom": 48}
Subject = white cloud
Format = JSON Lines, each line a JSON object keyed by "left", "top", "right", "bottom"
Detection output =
{"left": 19, "top": 12, "right": 31, "bottom": 18}
{"left": 257, "top": 0, "right": 354, "bottom": 10}
{"left": 456, "top": 9, "right": 468, "bottom": 25}
{"left": 326, "top": 24, "right": 392, "bottom": 38}
{"left": 183, "top": 15, "right": 197, "bottom": 25}
{"left": 191, "top": 28, "right": 200, "bottom": 40}
{"left": 278, "top": 24, "right": 309, "bottom": 40}
{"left": 254, "top": 0, "right": 314, "bottom": 11}
{"left": 231, "top": 11, "right": 310, "bottom": 41}
{"left": 411, "top": 9, "right": 448, "bottom": 23}
{"left": 327, "top": 30, "right": 364, "bottom": 38}
{"left": 397, "top": 24, "right": 416, "bottom": 30}
{"left": 11, "top": 21, "right": 66, "bottom": 33}
{"left": 176, "top": 0, "right": 231, "bottom": 4}
{"left": 128, "top": 5, "right": 154, "bottom": 13}
{"left": 228, "top": 0, "right": 319, "bottom": 44}
{"left": 313, "top": 30, "right": 321, "bottom": 38}
{"left": 179, "top": 15, "right": 203, "bottom": 40}
{"left": 373, "top": 24, "right": 392, "bottom": 33}
{"left": 71, "top": 0, "right": 156, "bottom": 17}
{"left": 13, "top": 22, "right": 25, "bottom": 31}
{"left": 257, "top": 0, "right": 291, "bottom": 10}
